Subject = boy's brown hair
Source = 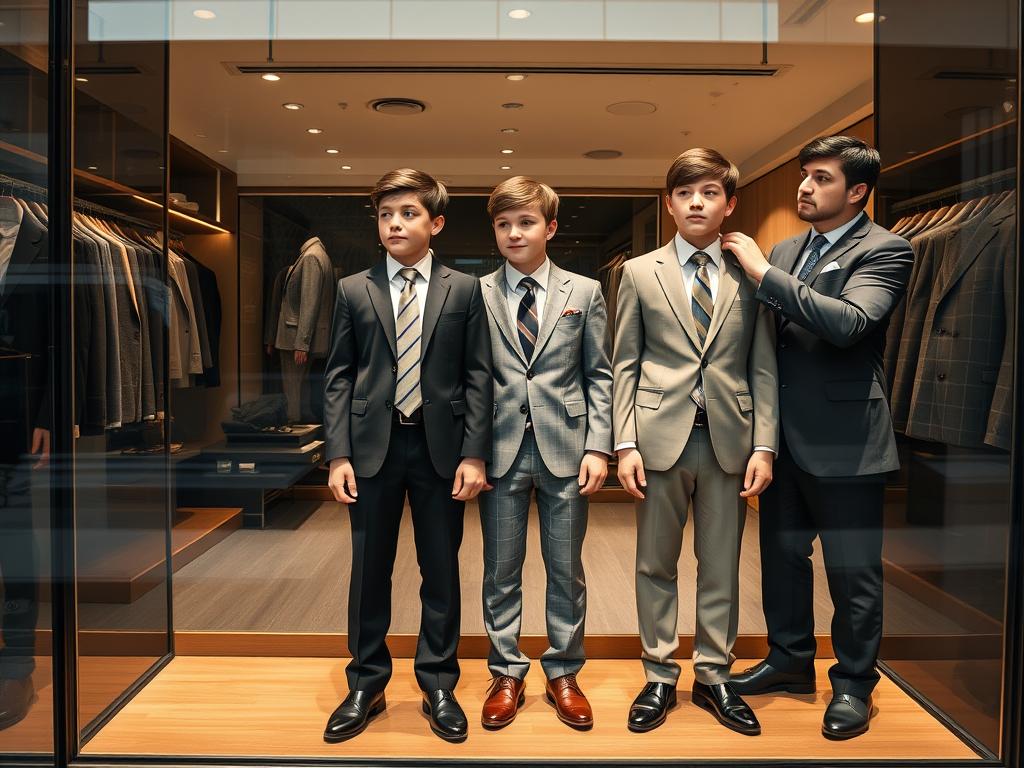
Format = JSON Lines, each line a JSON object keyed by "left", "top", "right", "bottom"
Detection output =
{"left": 487, "top": 176, "right": 559, "bottom": 223}
{"left": 665, "top": 148, "right": 739, "bottom": 198}
{"left": 370, "top": 168, "right": 449, "bottom": 218}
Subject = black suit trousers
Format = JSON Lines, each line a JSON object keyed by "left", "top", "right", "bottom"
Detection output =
{"left": 346, "top": 421, "right": 464, "bottom": 694}
{"left": 0, "top": 462, "right": 39, "bottom": 680}
{"left": 758, "top": 436, "right": 884, "bottom": 699}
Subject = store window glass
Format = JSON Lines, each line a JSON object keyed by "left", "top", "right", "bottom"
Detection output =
{"left": 0, "top": 0, "right": 54, "bottom": 758}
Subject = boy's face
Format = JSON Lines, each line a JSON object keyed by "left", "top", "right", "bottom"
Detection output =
{"left": 492, "top": 203, "right": 557, "bottom": 274}
{"left": 665, "top": 177, "right": 736, "bottom": 244}
{"left": 377, "top": 192, "right": 444, "bottom": 265}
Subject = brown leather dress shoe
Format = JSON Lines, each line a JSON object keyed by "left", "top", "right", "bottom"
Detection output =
{"left": 545, "top": 673, "right": 593, "bottom": 730}
{"left": 482, "top": 675, "right": 525, "bottom": 729}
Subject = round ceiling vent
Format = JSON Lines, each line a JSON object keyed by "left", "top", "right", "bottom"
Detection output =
{"left": 584, "top": 149, "right": 623, "bottom": 160}
{"left": 370, "top": 98, "right": 426, "bottom": 115}
{"left": 606, "top": 101, "right": 657, "bottom": 116}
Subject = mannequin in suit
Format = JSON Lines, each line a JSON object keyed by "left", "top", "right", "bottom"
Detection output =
{"left": 724, "top": 136, "right": 913, "bottom": 740}
{"left": 322, "top": 169, "right": 492, "bottom": 744}
{"left": 613, "top": 149, "right": 778, "bottom": 736}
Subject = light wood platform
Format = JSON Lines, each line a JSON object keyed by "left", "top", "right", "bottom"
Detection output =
{"left": 82, "top": 657, "right": 980, "bottom": 762}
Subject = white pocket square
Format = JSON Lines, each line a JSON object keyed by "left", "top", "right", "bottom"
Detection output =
{"left": 819, "top": 262, "right": 842, "bottom": 274}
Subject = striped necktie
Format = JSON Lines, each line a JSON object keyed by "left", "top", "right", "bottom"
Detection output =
{"left": 690, "top": 251, "right": 714, "bottom": 410}
{"left": 797, "top": 234, "right": 830, "bottom": 281}
{"left": 394, "top": 267, "right": 422, "bottom": 417}
{"left": 516, "top": 276, "right": 539, "bottom": 360}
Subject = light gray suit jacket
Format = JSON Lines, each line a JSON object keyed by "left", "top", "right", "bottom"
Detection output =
{"left": 481, "top": 262, "right": 613, "bottom": 479}
{"left": 275, "top": 237, "right": 334, "bottom": 356}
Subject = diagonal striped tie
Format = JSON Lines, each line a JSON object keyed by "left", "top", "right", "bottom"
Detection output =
{"left": 516, "top": 276, "right": 539, "bottom": 361}
{"left": 394, "top": 267, "right": 422, "bottom": 418}
{"left": 797, "top": 234, "right": 830, "bottom": 281}
{"left": 690, "top": 251, "right": 714, "bottom": 410}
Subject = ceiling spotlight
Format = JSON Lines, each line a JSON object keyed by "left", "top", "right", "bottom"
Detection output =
{"left": 75, "top": 76, "right": 88, "bottom": 83}
{"left": 506, "top": 74, "right": 527, "bottom": 81}
{"left": 500, "top": 127, "right": 519, "bottom": 134}
{"left": 326, "top": 148, "right": 340, "bottom": 154}
{"left": 500, "top": 148, "right": 514, "bottom": 154}
{"left": 262, "top": 73, "right": 280, "bottom": 82}
{"left": 502, "top": 102, "right": 524, "bottom": 110}
{"left": 217, "top": 149, "right": 229, "bottom": 153}
{"left": 307, "top": 128, "right": 323, "bottom": 134}
{"left": 508, "top": 8, "right": 531, "bottom": 19}
{"left": 193, "top": 9, "right": 216, "bottom": 19}
{"left": 341, "top": 165, "right": 352, "bottom": 170}
{"left": 500, "top": 165, "right": 512, "bottom": 170}
{"left": 854, "top": 11, "right": 884, "bottom": 22}
{"left": 283, "top": 103, "right": 304, "bottom": 110}
{"left": 86, "top": 165, "right": 98, "bottom": 171}
{"left": 196, "top": 132, "right": 207, "bottom": 138}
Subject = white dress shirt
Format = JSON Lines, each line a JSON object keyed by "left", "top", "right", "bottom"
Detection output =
{"left": 386, "top": 250, "right": 432, "bottom": 328}
{"left": 504, "top": 257, "right": 550, "bottom": 340}
{"left": 793, "top": 211, "right": 866, "bottom": 276}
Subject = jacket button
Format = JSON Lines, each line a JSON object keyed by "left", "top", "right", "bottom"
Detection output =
{"left": 423, "top": 399, "right": 430, "bottom": 405}
{"left": 937, "top": 373, "right": 946, "bottom": 381}
{"left": 526, "top": 369, "right": 535, "bottom": 379}
{"left": 780, "top": 343, "right": 788, "bottom": 349}
{"left": 520, "top": 405, "right": 528, "bottom": 414}
{"left": 385, "top": 400, "right": 393, "bottom": 409}
{"left": 701, "top": 359, "right": 709, "bottom": 369}
{"left": 392, "top": 365, "right": 397, "bottom": 374}
{"left": 781, "top": 383, "right": 788, "bottom": 389}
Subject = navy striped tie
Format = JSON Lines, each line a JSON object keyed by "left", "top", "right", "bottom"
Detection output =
{"left": 517, "top": 276, "right": 539, "bottom": 361}
{"left": 797, "top": 234, "right": 830, "bottom": 281}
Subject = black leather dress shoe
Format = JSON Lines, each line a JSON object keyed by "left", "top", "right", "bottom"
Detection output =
{"left": 823, "top": 693, "right": 872, "bottom": 739}
{"left": 0, "top": 678, "right": 36, "bottom": 730}
{"left": 422, "top": 689, "right": 468, "bottom": 743}
{"left": 627, "top": 682, "right": 677, "bottom": 733}
{"left": 692, "top": 682, "right": 761, "bottom": 736}
{"left": 729, "top": 660, "right": 816, "bottom": 695}
{"left": 324, "top": 689, "right": 386, "bottom": 743}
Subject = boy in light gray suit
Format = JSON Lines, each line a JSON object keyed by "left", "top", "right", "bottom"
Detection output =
{"left": 478, "top": 177, "right": 613, "bottom": 731}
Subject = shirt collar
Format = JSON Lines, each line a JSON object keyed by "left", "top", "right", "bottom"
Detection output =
{"left": 386, "top": 249, "right": 433, "bottom": 283}
{"left": 812, "top": 211, "right": 866, "bottom": 247}
{"left": 505, "top": 257, "right": 550, "bottom": 293}
{"left": 674, "top": 232, "right": 722, "bottom": 269}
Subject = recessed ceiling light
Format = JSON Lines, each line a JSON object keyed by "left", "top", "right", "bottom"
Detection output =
{"left": 584, "top": 149, "right": 623, "bottom": 159}
{"left": 307, "top": 128, "right": 323, "bottom": 134}
{"left": 506, "top": 74, "right": 527, "bottom": 81}
{"left": 500, "top": 127, "right": 519, "bottom": 134}
{"left": 326, "top": 148, "right": 340, "bottom": 154}
{"left": 193, "top": 9, "right": 216, "bottom": 19}
{"left": 217, "top": 149, "right": 229, "bottom": 153}
{"left": 196, "top": 132, "right": 207, "bottom": 138}
{"left": 283, "top": 103, "right": 303, "bottom": 110}
{"left": 262, "top": 73, "right": 280, "bottom": 82}
{"left": 500, "top": 148, "right": 514, "bottom": 154}
{"left": 75, "top": 76, "right": 88, "bottom": 83}
{"left": 606, "top": 101, "right": 657, "bottom": 116}
{"left": 508, "top": 8, "right": 531, "bottom": 19}
{"left": 87, "top": 165, "right": 98, "bottom": 171}
{"left": 341, "top": 165, "right": 352, "bottom": 170}
{"left": 502, "top": 102, "right": 524, "bottom": 110}
{"left": 854, "top": 11, "right": 884, "bottom": 22}
{"left": 500, "top": 165, "right": 511, "bottom": 170}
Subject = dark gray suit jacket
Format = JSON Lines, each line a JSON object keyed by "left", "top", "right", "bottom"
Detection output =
{"left": 323, "top": 256, "right": 493, "bottom": 479}
{"left": 756, "top": 213, "right": 913, "bottom": 477}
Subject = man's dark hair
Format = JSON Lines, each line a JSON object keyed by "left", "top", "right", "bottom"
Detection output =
{"left": 799, "top": 135, "right": 881, "bottom": 205}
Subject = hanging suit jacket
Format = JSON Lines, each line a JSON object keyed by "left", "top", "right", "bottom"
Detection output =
{"left": 276, "top": 237, "right": 334, "bottom": 357}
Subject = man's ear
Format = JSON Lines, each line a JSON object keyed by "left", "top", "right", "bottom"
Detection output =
{"left": 431, "top": 215, "right": 446, "bottom": 235}
{"left": 847, "top": 183, "right": 869, "bottom": 206}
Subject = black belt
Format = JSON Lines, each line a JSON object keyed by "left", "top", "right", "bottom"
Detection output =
{"left": 392, "top": 407, "right": 423, "bottom": 426}
{"left": 693, "top": 408, "right": 708, "bottom": 428}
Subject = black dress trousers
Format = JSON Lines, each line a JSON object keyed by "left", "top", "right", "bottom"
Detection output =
{"left": 345, "top": 419, "right": 465, "bottom": 694}
{"left": 758, "top": 436, "right": 885, "bottom": 699}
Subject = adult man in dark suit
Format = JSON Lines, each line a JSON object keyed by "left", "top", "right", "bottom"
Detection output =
{"left": 322, "top": 169, "right": 493, "bottom": 744}
{"left": 723, "top": 136, "right": 913, "bottom": 739}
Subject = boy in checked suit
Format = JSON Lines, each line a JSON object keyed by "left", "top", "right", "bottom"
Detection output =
{"left": 478, "top": 177, "right": 613, "bottom": 731}
{"left": 613, "top": 149, "right": 778, "bottom": 735}
{"left": 323, "top": 169, "right": 492, "bottom": 744}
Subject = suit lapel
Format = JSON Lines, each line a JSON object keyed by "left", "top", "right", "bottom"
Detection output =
{"left": 482, "top": 267, "right": 528, "bottom": 367}
{"left": 804, "top": 213, "right": 870, "bottom": 284}
{"left": 421, "top": 256, "right": 452, "bottom": 353}
{"left": 366, "top": 262, "right": 398, "bottom": 361}
{"left": 653, "top": 241, "right": 702, "bottom": 350}
{"left": 938, "top": 194, "right": 1015, "bottom": 301}
{"left": 773, "top": 231, "right": 808, "bottom": 276}
{"left": 703, "top": 255, "right": 740, "bottom": 350}
{"left": 532, "top": 262, "right": 571, "bottom": 361}
{"left": 0, "top": 213, "right": 44, "bottom": 310}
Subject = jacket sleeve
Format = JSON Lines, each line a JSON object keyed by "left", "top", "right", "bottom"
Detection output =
{"left": 755, "top": 239, "right": 914, "bottom": 348}
{"left": 322, "top": 279, "right": 355, "bottom": 462}
{"left": 459, "top": 278, "right": 493, "bottom": 461}
{"left": 748, "top": 301, "right": 779, "bottom": 452}
{"left": 294, "top": 257, "right": 326, "bottom": 353}
{"left": 611, "top": 262, "right": 642, "bottom": 447}
{"left": 582, "top": 281, "right": 613, "bottom": 455}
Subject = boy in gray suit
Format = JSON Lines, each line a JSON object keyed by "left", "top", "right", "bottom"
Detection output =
{"left": 478, "top": 177, "right": 613, "bottom": 731}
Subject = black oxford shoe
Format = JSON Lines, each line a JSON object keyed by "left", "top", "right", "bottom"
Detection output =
{"left": 0, "top": 678, "right": 36, "bottom": 730}
{"left": 324, "top": 689, "right": 386, "bottom": 743}
{"left": 627, "top": 682, "right": 677, "bottom": 733}
{"left": 729, "top": 660, "right": 816, "bottom": 695}
{"left": 692, "top": 682, "right": 761, "bottom": 736}
{"left": 422, "top": 689, "right": 468, "bottom": 743}
{"left": 822, "top": 693, "right": 872, "bottom": 739}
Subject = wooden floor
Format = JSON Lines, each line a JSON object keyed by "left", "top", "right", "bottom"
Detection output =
{"left": 82, "top": 656, "right": 980, "bottom": 762}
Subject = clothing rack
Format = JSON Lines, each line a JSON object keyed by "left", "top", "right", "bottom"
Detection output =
{"left": 0, "top": 171, "right": 182, "bottom": 236}
{"left": 890, "top": 168, "right": 1017, "bottom": 214}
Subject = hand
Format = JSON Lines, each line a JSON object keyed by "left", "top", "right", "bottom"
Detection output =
{"left": 577, "top": 451, "right": 609, "bottom": 496}
{"left": 294, "top": 349, "right": 308, "bottom": 365}
{"left": 328, "top": 458, "right": 358, "bottom": 504}
{"left": 31, "top": 428, "right": 50, "bottom": 470}
{"left": 721, "top": 232, "right": 771, "bottom": 283}
{"left": 740, "top": 451, "right": 774, "bottom": 498}
{"left": 452, "top": 458, "right": 491, "bottom": 500}
{"left": 616, "top": 448, "right": 646, "bottom": 500}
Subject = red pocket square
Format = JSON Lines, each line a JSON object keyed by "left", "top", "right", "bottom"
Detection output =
{"left": 561, "top": 308, "right": 582, "bottom": 317}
